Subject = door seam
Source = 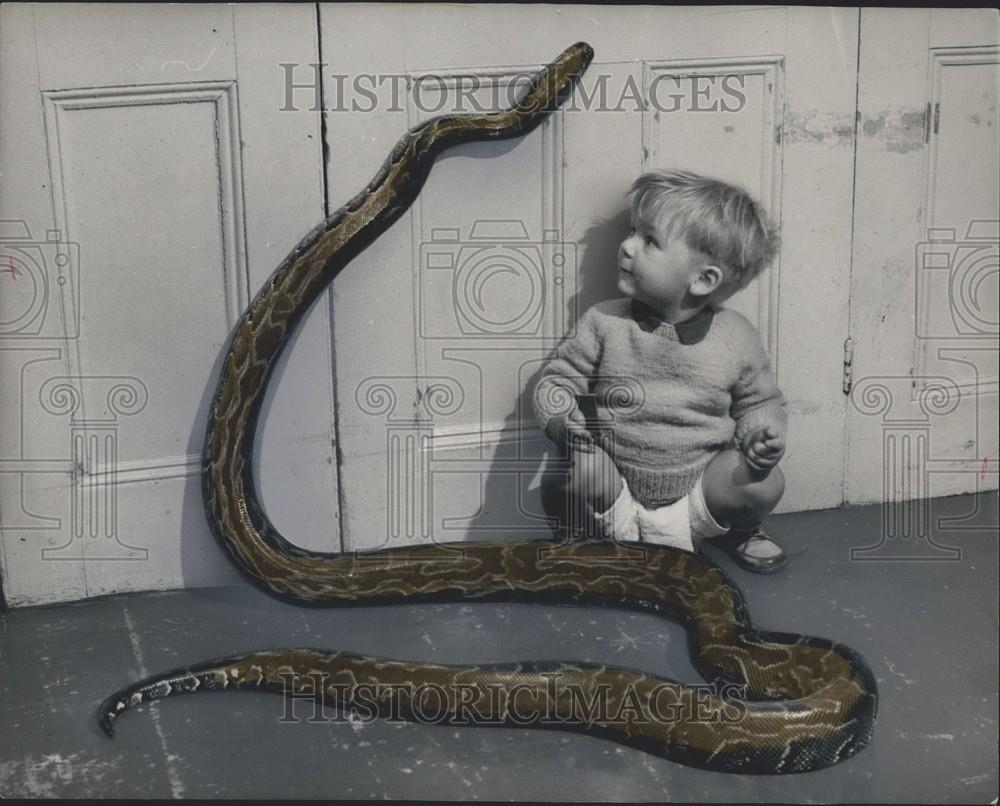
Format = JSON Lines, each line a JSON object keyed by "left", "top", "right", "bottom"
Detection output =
{"left": 841, "top": 7, "right": 864, "bottom": 508}
{"left": 315, "top": 2, "right": 348, "bottom": 552}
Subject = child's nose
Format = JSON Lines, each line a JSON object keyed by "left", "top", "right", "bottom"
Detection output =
{"left": 620, "top": 238, "right": 635, "bottom": 257}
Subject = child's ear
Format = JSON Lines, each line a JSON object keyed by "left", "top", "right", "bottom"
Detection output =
{"left": 689, "top": 264, "right": 724, "bottom": 298}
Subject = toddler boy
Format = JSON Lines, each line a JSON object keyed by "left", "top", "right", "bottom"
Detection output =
{"left": 534, "top": 169, "right": 788, "bottom": 573}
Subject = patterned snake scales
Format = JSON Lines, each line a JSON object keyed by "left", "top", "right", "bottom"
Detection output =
{"left": 98, "top": 43, "right": 877, "bottom": 774}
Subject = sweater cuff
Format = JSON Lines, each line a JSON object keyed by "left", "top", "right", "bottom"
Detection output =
{"left": 532, "top": 377, "right": 579, "bottom": 436}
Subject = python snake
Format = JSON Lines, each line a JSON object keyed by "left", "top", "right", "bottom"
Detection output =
{"left": 98, "top": 42, "right": 877, "bottom": 774}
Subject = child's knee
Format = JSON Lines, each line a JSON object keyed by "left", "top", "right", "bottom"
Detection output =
{"left": 567, "top": 444, "right": 623, "bottom": 514}
{"left": 703, "top": 449, "right": 784, "bottom": 523}
{"left": 744, "top": 465, "right": 784, "bottom": 511}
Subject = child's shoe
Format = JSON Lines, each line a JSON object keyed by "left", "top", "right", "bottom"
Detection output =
{"left": 709, "top": 524, "right": 788, "bottom": 574}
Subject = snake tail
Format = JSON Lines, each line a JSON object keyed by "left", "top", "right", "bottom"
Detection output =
{"left": 100, "top": 543, "right": 877, "bottom": 774}
{"left": 99, "top": 642, "right": 875, "bottom": 774}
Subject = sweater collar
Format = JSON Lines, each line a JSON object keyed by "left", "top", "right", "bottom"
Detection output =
{"left": 630, "top": 300, "right": 714, "bottom": 344}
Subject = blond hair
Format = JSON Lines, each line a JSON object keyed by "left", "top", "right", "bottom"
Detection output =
{"left": 627, "top": 169, "right": 779, "bottom": 305}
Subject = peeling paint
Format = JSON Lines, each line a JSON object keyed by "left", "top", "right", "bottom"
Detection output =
{"left": 782, "top": 110, "right": 854, "bottom": 147}
{"left": 861, "top": 108, "right": 927, "bottom": 153}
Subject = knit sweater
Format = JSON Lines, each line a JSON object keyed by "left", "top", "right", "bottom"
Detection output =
{"left": 533, "top": 298, "right": 787, "bottom": 508}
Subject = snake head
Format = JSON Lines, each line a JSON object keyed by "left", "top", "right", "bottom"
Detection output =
{"left": 515, "top": 42, "right": 595, "bottom": 116}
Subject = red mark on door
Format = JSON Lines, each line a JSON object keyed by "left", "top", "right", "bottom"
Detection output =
{"left": 2, "top": 258, "right": 19, "bottom": 281}
{"left": 982, "top": 456, "right": 990, "bottom": 480}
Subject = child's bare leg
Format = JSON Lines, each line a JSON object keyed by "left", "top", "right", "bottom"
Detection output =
{"left": 540, "top": 441, "right": 624, "bottom": 539}
{"left": 566, "top": 441, "right": 624, "bottom": 516}
{"left": 701, "top": 449, "right": 785, "bottom": 556}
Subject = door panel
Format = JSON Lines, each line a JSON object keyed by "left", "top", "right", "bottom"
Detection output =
{"left": 846, "top": 9, "right": 999, "bottom": 560}
{"left": 0, "top": 3, "right": 335, "bottom": 605}
{"left": 320, "top": 5, "right": 859, "bottom": 551}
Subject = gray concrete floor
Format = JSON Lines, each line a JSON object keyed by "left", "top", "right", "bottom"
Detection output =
{"left": 0, "top": 492, "right": 997, "bottom": 801}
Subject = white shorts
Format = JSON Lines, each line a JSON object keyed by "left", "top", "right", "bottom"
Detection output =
{"left": 593, "top": 471, "right": 729, "bottom": 552}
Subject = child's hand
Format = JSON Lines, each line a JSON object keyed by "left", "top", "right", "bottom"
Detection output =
{"left": 740, "top": 426, "right": 785, "bottom": 471}
{"left": 546, "top": 410, "right": 596, "bottom": 453}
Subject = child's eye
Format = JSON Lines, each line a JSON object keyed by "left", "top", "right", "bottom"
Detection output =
{"left": 644, "top": 235, "right": 658, "bottom": 247}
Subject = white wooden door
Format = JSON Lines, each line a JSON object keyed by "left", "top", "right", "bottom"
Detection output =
{"left": 846, "top": 9, "right": 999, "bottom": 559}
{"left": 319, "top": 5, "right": 860, "bottom": 551}
{"left": 0, "top": 4, "right": 337, "bottom": 605}
{"left": 7, "top": 6, "right": 991, "bottom": 605}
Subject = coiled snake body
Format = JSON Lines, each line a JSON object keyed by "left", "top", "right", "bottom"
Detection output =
{"left": 98, "top": 43, "right": 877, "bottom": 774}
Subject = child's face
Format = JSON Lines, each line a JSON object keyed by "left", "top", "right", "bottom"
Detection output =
{"left": 617, "top": 212, "right": 710, "bottom": 314}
